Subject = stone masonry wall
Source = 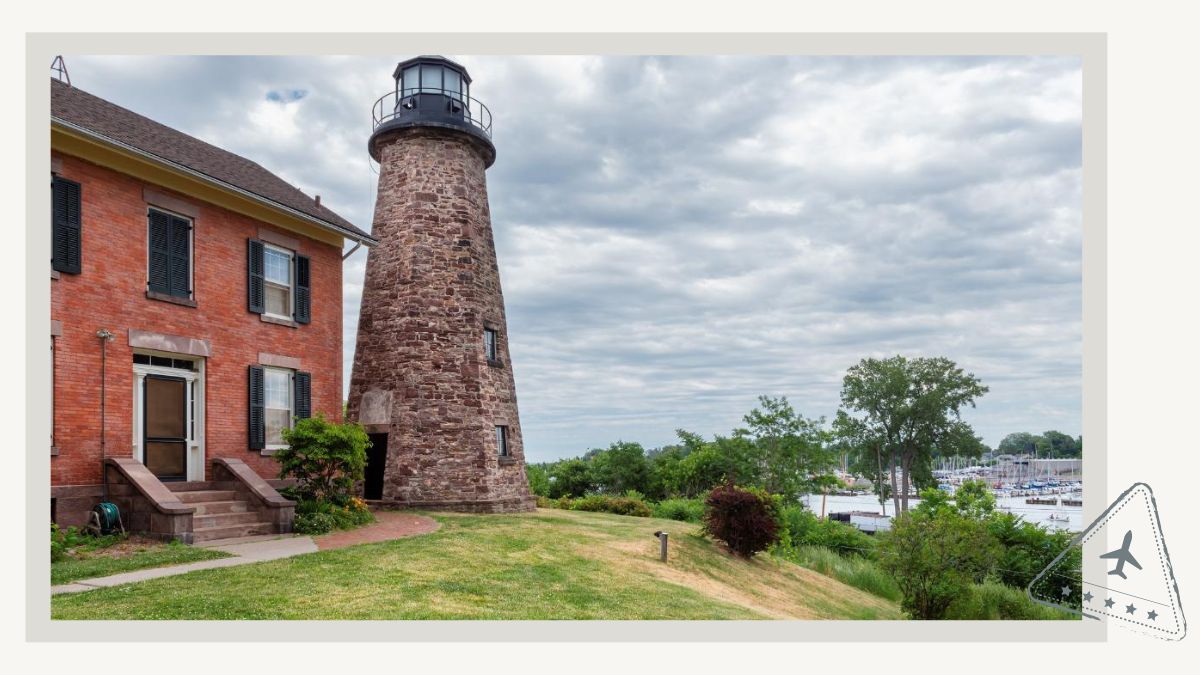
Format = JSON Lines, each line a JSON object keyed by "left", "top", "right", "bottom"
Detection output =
{"left": 348, "top": 128, "right": 533, "bottom": 512}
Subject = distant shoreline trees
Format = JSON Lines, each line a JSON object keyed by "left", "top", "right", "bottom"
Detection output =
{"left": 530, "top": 396, "right": 838, "bottom": 504}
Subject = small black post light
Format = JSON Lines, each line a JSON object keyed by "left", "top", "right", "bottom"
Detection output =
{"left": 653, "top": 530, "right": 669, "bottom": 562}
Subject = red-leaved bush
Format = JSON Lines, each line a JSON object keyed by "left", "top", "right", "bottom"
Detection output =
{"left": 702, "top": 484, "right": 781, "bottom": 557}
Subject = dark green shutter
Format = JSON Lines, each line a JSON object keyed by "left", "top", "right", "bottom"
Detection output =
{"left": 168, "top": 213, "right": 191, "bottom": 296}
{"left": 248, "top": 365, "right": 265, "bottom": 450}
{"left": 247, "top": 239, "right": 264, "bottom": 314}
{"left": 147, "top": 210, "right": 171, "bottom": 293}
{"left": 294, "top": 254, "right": 311, "bottom": 324}
{"left": 51, "top": 177, "right": 81, "bottom": 274}
{"left": 148, "top": 209, "right": 190, "bottom": 297}
{"left": 294, "top": 371, "right": 312, "bottom": 420}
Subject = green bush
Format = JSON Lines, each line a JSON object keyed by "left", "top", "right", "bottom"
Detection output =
{"left": 294, "top": 512, "right": 337, "bottom": 535}
{"left": 651, "top": 498, "right": 705, "bottom": 523}
{"left": 702, "top": 484, "right": 781, "bottom": 558}
{"left": 987, "top": 511, "right": 1078, "bottom": 590}
{"left": 51, "top": 524, "right": 66, "bottom": 563}
{"left": 277, "top": 415, "right": 370, "bottom": 503}
{"left": 294, "top": 496, "right": 374, "bottom": 532}
{"left": 569, "top": 494, "right": 652, "bottom": 517}
{"left": 878, "top": 506, "right": 1001, "bottom": 619}
{"left": 776, "top": 504, "right": 876, "bottom": 556}
{"left": 945, "top": 581, "right": 1077, "bottom": 620}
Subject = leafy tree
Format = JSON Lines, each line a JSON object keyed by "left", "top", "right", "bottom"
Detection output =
{"left": 880, "top": 490, "right": 1001, "bottom": 619}
{"left": 987, "top": 512, "right": 1079, "bottom": 591}
{"left": 835, "top": 410, "right": 892, "bottom": 513}
{"left": 738, "top": 395, "right": 835, "bottom": 500}
{"left": 674, "top": 443, "right": 735, "bottom": 497}
{"left": 1041, "top": 430, "right": 1080, "bottom": 458}
{"left": 998, "top": 430, "right": 1081, "bottom": 458}
{"left": 525, "top": 463, "right": 551, "bottom": 497}
{"left": 277, "top": 415, "right": 369, "bottom": 503}
{"left": 838, "top": 355, "right": 988, "bottom": 513}
{"left": 952, "top": 478, "right": 996, "bottom": 520}
{"left": 589, "top": 441, "right": 651, "bottom": 494}
{"left": 998, "top": 432, "right": 1039, "bottom": 455}
{"left": 547, "top": 458, "right": 594, "bottom": 498}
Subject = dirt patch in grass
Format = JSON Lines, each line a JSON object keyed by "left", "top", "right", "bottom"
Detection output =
{"left": 65, "top": 536, "right": 165, "bottom": 561}
{"left": 594, "top": 524, "right": 897, "bottom": 620}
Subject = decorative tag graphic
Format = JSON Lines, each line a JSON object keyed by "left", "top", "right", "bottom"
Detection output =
{"left": 1030, "top": 483, "right": 1186, "bottom": 640}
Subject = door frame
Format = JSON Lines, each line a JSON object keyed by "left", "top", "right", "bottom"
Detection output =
{"left": 132, "top": 352, "right": 205, "bottom": 481}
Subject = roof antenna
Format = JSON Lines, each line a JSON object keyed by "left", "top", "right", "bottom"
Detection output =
{"left": 51, "top": 55, "right": 71, "bottom": 86}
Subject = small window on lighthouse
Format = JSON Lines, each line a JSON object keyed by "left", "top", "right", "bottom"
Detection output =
{"left": 495, "top": 425, "right": 509, "bottom": 457}
{"left": 484, "top": 328, "right": 498, "bottom": 362}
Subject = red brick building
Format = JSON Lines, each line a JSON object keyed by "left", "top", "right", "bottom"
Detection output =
{"left": 49, "top": 79, "right": 376, "bottom": 542}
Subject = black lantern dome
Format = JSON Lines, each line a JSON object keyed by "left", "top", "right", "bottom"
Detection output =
{"left": 369, "top": 55, "right": 495, "bottom": 166}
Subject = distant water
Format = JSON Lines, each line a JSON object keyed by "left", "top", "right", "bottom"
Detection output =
{"left": 801, "top": 492, "right": 1084, "bottom": 531}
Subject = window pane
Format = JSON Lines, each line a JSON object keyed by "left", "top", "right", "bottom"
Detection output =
{"left": 265, "top": 369, "right": 290, "bottom": 409}
{"left": 484, "top": 329, "right": 496, "bottom": 360}
{"left": 421, "top": 64, "right": 442, "bottom": 92}
{"left": 265, "top": 283, "right": 290, "bottom": 317}
{"left": 264, "top": 248, "right": 291, "bottom": 285}
{"left": 445, "top": 71, "right": 461, "bottom": 95}
{"left": 496, "top": 426, "right": 508, "bottom": 456}
{"left": 266, "top": 409, "right": 290, "bottom": 446}
{"left": 402, "top": 66, "right": 419, "bottom": 96}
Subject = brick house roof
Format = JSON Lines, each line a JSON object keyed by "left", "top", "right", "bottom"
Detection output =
{"left": 51, "top": 78, "right": 374, "bottom": 243}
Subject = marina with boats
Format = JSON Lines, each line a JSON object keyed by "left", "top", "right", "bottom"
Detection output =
{"left": 808, "top": 454, "right": 1084, "bottom": 533}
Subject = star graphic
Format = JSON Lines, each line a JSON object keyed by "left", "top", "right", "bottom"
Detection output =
{"left": 1147, "top": 610, "right": 1158, "bottom": 621}
{"left": 1126, "top": 603, "right": 1137, "bottom": 615}
{"left": 1083, "top": 591, "right": 1093, "bottom": 603}
{"left": 1061, "top": 585, "right": 1072, "bottom": 597}
{"left": 1104, "top": 597, "right": 1115, "bottom": 608}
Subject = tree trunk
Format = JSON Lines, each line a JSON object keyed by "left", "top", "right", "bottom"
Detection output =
{"left": 890, "top": 462, "right": 901, "bottom": 515}
{"left": 900, "top": 456, "right": 912, "bottom": 512}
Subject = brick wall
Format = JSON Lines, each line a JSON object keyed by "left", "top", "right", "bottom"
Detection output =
{"left": 50, "top": 153, "right": 343, "bottom": 488}
{"left": 347, "top": 128, "right": 533, "bottom": 512}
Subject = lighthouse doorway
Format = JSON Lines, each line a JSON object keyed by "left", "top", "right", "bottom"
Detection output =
{"left": 364, "top": 433, "right": 388, "bottom": 500}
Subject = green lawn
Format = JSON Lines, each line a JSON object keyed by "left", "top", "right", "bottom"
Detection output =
{"left": 51, "top": 509, "right": 902, "bottom": 620}
{"left": 52, "top": 540, "right": 231, "bottom": 586}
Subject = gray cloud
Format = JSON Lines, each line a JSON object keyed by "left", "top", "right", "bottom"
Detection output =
{"left": 64, "top": 55, "right": 1082, "bottom": 462}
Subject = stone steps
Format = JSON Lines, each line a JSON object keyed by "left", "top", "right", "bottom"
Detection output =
{"left": 194, "top": 511, "right": 262, "bottom": 530}
{"left": 176, "top": 490, "right": 239, "bottom": 504}
{"left": 165, "top": 481, "right": 237, "bottom": 492}
{"left": 193, "top": 521, "right": 277, "bottom": 543}
{"left": 192, "top": 500, "right": 249, "bottom": 516}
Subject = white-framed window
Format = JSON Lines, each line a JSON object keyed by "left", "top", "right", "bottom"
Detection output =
{"left": 496, "top": 425, "right": 509, "bottom": 457}
{"left": 264, "top": 366, "right": 294, "bottom": 449}
{"left": 263, "top": 243, "right": 294, "bottom": 320}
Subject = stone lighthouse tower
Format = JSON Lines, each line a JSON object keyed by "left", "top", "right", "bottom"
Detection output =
{"left": 348, "top": 56, "right": 534, "bottom": 512}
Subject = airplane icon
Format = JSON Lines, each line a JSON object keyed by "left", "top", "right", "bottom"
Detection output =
{"left": 1100, "top": 529, "right": 1143, "bottom": 580}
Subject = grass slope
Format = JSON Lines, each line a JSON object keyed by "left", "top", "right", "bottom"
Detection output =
{"left": 52, "top": 541, "right": 231, "bottom": 586}
{"left": 52, "top": 509, "right": 901, "bottom": 620}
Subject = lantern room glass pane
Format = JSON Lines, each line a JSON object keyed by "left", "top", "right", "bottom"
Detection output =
{"left": 445, "top": 71, "right": 461, "bottom": 98}
{"left": 420, "top": 64, "right": 442, "bottom": 93}
{"left": 402, "top": 66, "right": 419, "bottom": 97}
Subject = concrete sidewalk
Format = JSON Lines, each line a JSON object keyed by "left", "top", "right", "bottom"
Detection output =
{"left": 51, "top": 535, "right": 318, "bottom": 595}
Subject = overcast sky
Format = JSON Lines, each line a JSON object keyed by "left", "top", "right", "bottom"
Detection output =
{"left": 64, "top": 55, "right": 1082, "bottom": 462}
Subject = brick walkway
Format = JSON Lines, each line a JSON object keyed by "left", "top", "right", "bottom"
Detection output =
{"left": 313, "top": 511, "right": 439, "bottom": 550}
